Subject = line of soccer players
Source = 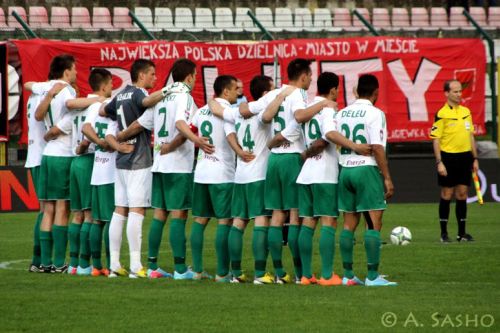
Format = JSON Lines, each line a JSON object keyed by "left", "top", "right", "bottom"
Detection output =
{"left": 25, "top": 54, "right": 397, "bottom": 286}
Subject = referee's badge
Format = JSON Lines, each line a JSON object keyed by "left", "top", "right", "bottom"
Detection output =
{"left": 465, "top": 121, "right": 471, "bottom": 131}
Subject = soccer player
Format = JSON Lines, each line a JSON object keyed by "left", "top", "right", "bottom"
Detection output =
{"left": 336, "top": 74, "right": 397, "bottom": 286}
{"left": 35, "top": 54, "right": 105, "bottom": 273}
{"left": 100, "top": 59, "right": 168, "bottom": 278}
{"left": 430, "top": 79, "right": 478, "bottom": 242}
{"left": 189, "top": 75, "right": 239, "bottom": 282}
{"left": 259, "top": 59, "right": 335, "bottom": 283}
{"left": 212, "top": 75, "right": 279, "bottom": 284}
{"left": 45, "top": 69, "right": 111, "bottom": 275}
{"left": 294, "top": 72, "right": 371, "bottom": 286}
{"left": 117, "top": 58, "right": 200, "bottom": 279}
{"left": 24, "top": 77, "right": 59, "bottom": 272}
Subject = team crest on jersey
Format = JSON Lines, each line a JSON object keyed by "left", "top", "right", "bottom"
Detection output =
{"left": 464, "top": 121, "right": 471, "bottom": 131}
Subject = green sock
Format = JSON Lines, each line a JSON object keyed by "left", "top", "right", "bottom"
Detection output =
{"left": 268, "top": 226, "right": 285, "bottom": 277}
{"left": 364, "top": 230, "right": 381, "bottom": 281}
{"left": 229, "top": 226, "right": 244, "bottom": 277}
{"left": 340, "top": 229, "right": 355, "bottom": 279}
{"left": 52, "top": 225, "right": 68, "bottom": 268}
{"left": 190, "top": 222, "right": 206, "bottom": 273}
{"left": 288, "top": 225, "right": 302, "bottom": 278}
{"left": 148, "top": 218, "right": 166, "bottom": 270}
{"left": 215, "top": 224, "right": 231, "bottom": 277}
{"left": 40, "top": 230, "right": 53, "bottom": 267}
{"left": 68, "top": 222, "right": 81, "bottom": 267}
{"left": 103, "top": 222, "right": 110, "bottom": 270}
{"left": 31, "top": 212, "right": 43, "bottom": 266}
{"left": 169, "top": 218, "right": 187, "bottom": 273}
{"left": 298, "top": 225, "right": 314, "bottom": 278}
{"left": 319, "top": 226, "right": 336, "bottom": 279}
{"left": 90, "top": 223, "right": 104, "bottom": 270}
{"left": 79, "top": 222, "right": 92, "bottom": 269}
{"left": 252, "top": 226, "right": 268, "bottom": 278}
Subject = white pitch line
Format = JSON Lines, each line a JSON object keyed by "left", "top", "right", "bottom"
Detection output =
{"left": 0, "top": 259, "right": 30, "bottom": 271}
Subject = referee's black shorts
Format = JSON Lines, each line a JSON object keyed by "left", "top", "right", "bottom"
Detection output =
{"left": 438, "top": 151, "right": 473, "bottom": 187}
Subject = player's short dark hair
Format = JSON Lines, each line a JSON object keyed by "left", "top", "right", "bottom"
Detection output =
{"left": 357, "top": 74, "right": 379, "bottom": 98}
{"left": 214, "top": 75, "right": 237, "bottom": 96}
{"left": 249, "top": 75, "right": 273, "bottom": 100}
{"left": 88, "top": 68, "right": 112, "bottom": 92}
{"left": 287, "top": 58, "right": 312, "bottom": 81}
{"left": 172, "top": 58, "right": 196, "bottom": 82}
{"left": 317, "top": 72, "right": 339, "bottom": 95}
{"left": 49, "top": 54, "right": 75, "bottom": 80}
{"left": 444, "top": 79, "right": 460, "bottom": 92}
{"left": 130, "top": 59, "right": 155, "bottom": 83}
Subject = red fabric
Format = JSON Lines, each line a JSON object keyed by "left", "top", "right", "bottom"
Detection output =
{"left": 13, "top": 38, "right": 485, "bottom": 143}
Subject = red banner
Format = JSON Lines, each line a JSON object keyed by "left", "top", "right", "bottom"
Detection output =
{"left": 13, "top": 38, "right": 485, "bottom": 143}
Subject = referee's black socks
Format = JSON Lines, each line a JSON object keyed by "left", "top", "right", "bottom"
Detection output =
{"left": 456, "top": 199, "right": 467, "bottom": 236}
{"left": 439, "top": 198, "right": 451, "bottom": 235}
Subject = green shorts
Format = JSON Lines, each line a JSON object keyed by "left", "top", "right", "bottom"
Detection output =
{"left": 91, "top": 184, "right": 114, "bottom": 222}
{"left": 70, "top": 154, "right": 94, "bottom": 211}
{"left": 192, "top": 182, "right": 233, "bottom": 219}
{"left": 38, "top": 155, "right": 73, "bottom": 201}
{"left": 29, "top": 166, "right": 42, "bottom": 199}
{"left": 232, "top": 181, "right": 271, "bottom": 219}
{"left": 264, "top": 153, "right": 303, "bottom": 210}
{"left": 338, "top": 166, "right": 386, "bottom": 212}
{"left": 299, "top": 183, "right": 339, "bottom": 218}
{"left": 152, "top": 172, "right": 193, "bottom": 211}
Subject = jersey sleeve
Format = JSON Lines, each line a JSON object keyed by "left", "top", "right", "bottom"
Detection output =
{"left": 251, "top": 90, "right": 278, "bottom": 115}
{"left": 224, "top": 121, "right": 236, "bottom": 136}
{"left": 465, "top": 108, "right": 475, "bottom": 133}
{"left": 132, "top": 89, "right": 147, "bottom": 112}
{"left": 429, "top": 110, "right": 444, "bottom": 139}
{"left": 104, "top": 97, "right": 118, "bottom": 121}
{"left": 368, "top": 110, "right": 386, "bottom": 146}
{"left": 174, "top": 94, "right": 191, "bottom": 123}
{"left": 56, "top": 112, "right": 73, "bottom": 135}
{"left": 290, "top": 89, "right": 308, "bottom": 114}
{"left": 105, "top": 120, "right": 118, "bottom": 136}
{"left": 281, "top": 119, "right": 302, "bottom": 143}
{"left": 321, "top": 108, "right": 337, "bottom": 136}
{"left": 84, "top": 103, "right": 100, "bottom": 126}
{"left": 58, "top": 86, "right": 76, "bottom": 105}
{"left": 222, "top": 108, "right": 238, "bottom": 124}
{"left": 31, "top": 82, "right": 51, "bottom": 95}
{"left": 138, "top": 108, "right": 154, "bottom": 131}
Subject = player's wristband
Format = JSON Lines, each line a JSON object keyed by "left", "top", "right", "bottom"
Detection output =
{"left": 435, "top": 159, "right": 442, "bottom": 166}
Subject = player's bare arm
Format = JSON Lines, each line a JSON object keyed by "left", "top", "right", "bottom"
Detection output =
{"left": 432, "top": 138, "right": 447, "bottom": 177}
{"left": 207, "top": 99, "right": 226, "bottom": 119}
{"left": 301, "top": 138, "right": 328, "bottom": 160}
{"left": 34, "top": 82, "right": 67, "bottom": 121}
{"left": 238, "top": 102, "right": 254, "bottom": 119}
{"left": 66, "top": 96, "right": 107, "bottom": 111}
{"left": 226, "top": 132, "right": 255, "bottom": 162}
{"left": 43, "top": 126, "right": 63, "bottom": 142}
{"left": 373, "top": 144, "right": 394, "bottom": 199}
{"left": 325, "top": 130, "right": 371, "bottom": 156}
{"left": 98, "top": 101, "right": 108, "bottom": 117}
{"left": 295, "top": 100, "right": 337, "bottom": 124}
{"left": 116, "top": 120, "right": 144, "bottom": 142}
{"left": 24, "top": 82, "right": 36, "bottom": 91}
{"left": 176, "top": 119, "right": 215, "bottom": 154}
{"left": 141, "top": 88, "right": 166, "bottom": 108}
{"left": 160, "top": 133, "right": 187, "bottom": 155}
{"left": 105, "top": 133, "right": 134, "bottom": 154}
{"left": 267, "top": 132, "right": 289, "bottom": 149}
{"left": 82, "top": 123, "right": 109, "bottom": 150}
{"left": 261, "top": 86, "right": 296, "bottom": 123}
{"left": 75, "top": 139, "right": 90, "bottom": 155}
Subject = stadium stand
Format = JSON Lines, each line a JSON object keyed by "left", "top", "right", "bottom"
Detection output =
{"left": 430, "top": 7, "right": 450, "bottom": 29}
{"left": 256, "top": 7, "right": 281, "bottom": 32}
{"left": 450, "top": 7, "right": 473, "bottom": 29}
{"left": 195, "top": 8, "right": 220, "bottom": 32}
{"left": 175, "top": 7, "right": 200, "bottom": 32}
{"left": 372, "top": 8, "right": 391, "bottom": 29}
{"left": 235, "top": 7, "right": 259, "bottom": 32}
{"left": 294, "top": 8, "right": 314, "bottom": 32}
{"left": 314, "top": 8, "right": 335, "bottom": 31}
{"left": 71, "top": 7, "right": 92, "bottom": 30}
{"left": 8, "top": 6, "right": 27, "bottom": 29}
{"left": 215, "top": 7, "right": 242, "bottom": 33}
{"left": 469, "top": 6, "right": 487, "bottom": 26}
{"left": 488, "top": 7, "right": 500, "bottom": 27}
{"left": 352, "top": 7, "right": 371, "bottom": 28}
{"left": 113, "top": 7, "right": 137, "bottom": 30}
{"left": 134, "top": 7, "right": 154, "bottom": 30}
{"left": 275, "top": 7, "right": 297, "bottom": 32}
{"left": 50, "top": 7, "right": 71, "bottom": 30}
{"left": 411, "top": 7, "right": 430, "bottom": 29}
{"left": 333, "top": 8, "right": 352, "bottom": 29}
{"left": 92, "top": 7, "right": 114, "bottom": 30}
{"left": 154, "top": 7, "right": 179, "bottom": 32}
{"left": 0, "top": 8, "right": 14, "bottom": 31}
{"left": 391, "top": 8, "right": 410, "bottom": 28}
{"left": 29, "top": 6, "right": 51, "bottom": 29}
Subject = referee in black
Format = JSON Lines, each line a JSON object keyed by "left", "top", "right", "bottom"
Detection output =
{"left": 430, "top": 79, "right": 478, "bottom": 243}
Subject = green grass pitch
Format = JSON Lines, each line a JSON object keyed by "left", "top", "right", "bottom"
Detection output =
{"left": 0, "top": 203, "right": 499, "bottom": 332}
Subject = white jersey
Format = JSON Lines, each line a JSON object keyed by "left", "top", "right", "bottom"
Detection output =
{"left": 336, "top": 99, "right": 387, "bottom": 168}
{"left": 223, "top": 101, "right": 272, "bottom": 184}
{"left": 42, "top": 82, "right": 76, "bottom": 157}
{"left": 191, "top": 98, "right": 235, "bottom": 184}
{"left": 138, "top": 92, "right": 196, "bottom": 174}
{"left": 56, "top": 94, "right": 100, "bottom": 156}
{"left": 297, "top": 96, "right": 339, "bottom": 184}
{"left": 91, "top": 116, "right": 117, "bottom": 185}
{"left": 25, "top": 82, "right": 52, "bottom": 168}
